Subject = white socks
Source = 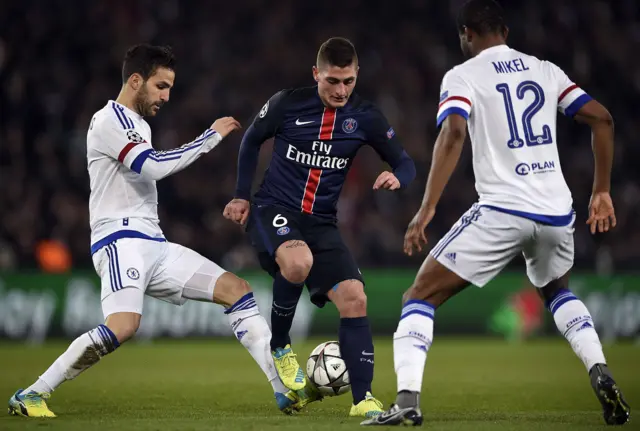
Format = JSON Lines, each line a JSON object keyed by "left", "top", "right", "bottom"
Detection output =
{"left": 23, "top": 294, "right": 289, "bottom": 397}
{"left": 22, "top": 324, "right": 120, "bottom": 395}
{"left": 547, "top": 289, "right": 606, "bottom": 372}
{"left": 225, "top": 293, "right": 287, "bottom": 394}
{"left": 391, "top": 288, "right": 606, "bottom": 408}
{"left": 394, "top": 300, "right": 435, "bottom": 393}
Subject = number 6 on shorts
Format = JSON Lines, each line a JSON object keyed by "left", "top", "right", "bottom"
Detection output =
{"left": 272, "top": 214, "right": 288, "bottom": 228}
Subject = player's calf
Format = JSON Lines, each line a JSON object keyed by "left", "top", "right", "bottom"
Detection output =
{"left": 215, "top": 273, "right": 291, "bottom": 398}
{"left": 270, "top": 240, "right": 311, "bottom": 351}
{"left": 541, "top": 276, "right": 606, "bottom": 373}
{"left": 403, "top": 255, "right": 469, "bottom": 307}
{"left": 329, "top": 280, "right": 377, "bottom": 407}
{"left": 393, "top": 256, "right": 468, "bottom": 410}
{"left": 11, "top": 287, "right": 142, "bottom": 412}
{"left": 11, "top": 321, "right": 122, "bottom": 417}
{"left": 541, "top": 276, "right": 630, "bottom": 425}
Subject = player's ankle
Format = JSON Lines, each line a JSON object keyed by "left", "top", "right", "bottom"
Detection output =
{"left": 396, "top": 390, "right": 420, "bottom": 408}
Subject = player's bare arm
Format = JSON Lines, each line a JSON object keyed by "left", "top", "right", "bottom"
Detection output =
{"left": 574, "top": 100, "right": 616, "bottom": 234}
{"left": 404, "top": 113, "right": 467, "bottom": 256}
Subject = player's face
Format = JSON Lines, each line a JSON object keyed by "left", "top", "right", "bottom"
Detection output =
{"left": 135, "top": 67, "right": 175, "bottom": 117}
{"left": 313, "top": 62, "right": 358, "bottom": 108}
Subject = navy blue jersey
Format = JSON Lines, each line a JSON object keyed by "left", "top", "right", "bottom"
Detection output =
{"left": 235, "top": 86, "right": 415, "bottom": 218}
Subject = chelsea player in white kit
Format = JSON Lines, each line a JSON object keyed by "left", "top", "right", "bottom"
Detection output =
{"left": 364, "top": 0, "right": 630, "bottom": 427}
{"left": 9, "top": 44, "right": 299, "bottom": 418}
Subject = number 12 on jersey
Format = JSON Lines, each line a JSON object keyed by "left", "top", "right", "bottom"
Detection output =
{"left": 496, "top": 80, "right": 553, "bottom": 149}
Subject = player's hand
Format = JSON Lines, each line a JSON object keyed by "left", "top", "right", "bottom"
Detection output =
{"left": 403, "top": 207, "right": 436, "bottom": 256}
{"left": 373, "top": 171, "right": 401, "bottom": 191}
{"left": 211, "top": 117, "right": 242, "bottom": 138}
{"left": 586, "top": 191, "right": 616, "bottom": 234}
{"left": 223, "top": 198, "right": 250, "bottom": 226}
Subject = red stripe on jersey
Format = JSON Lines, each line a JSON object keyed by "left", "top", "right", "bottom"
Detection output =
{"left": 300, "top": 108, "right": 336, "bottom": 214}
{"left": 558, "top": 84, "right": 579, "bottom": 102}
{"left": 318, "top": 107, "right": 337, "bottom": 140}
{"left": 438, "top": 96, "right": 472, "bottom": 109}
{"left": 118, "top": 142, "right": 139, "bottom": 163}
{"left": 301, "top": 168, "right": 322, "bottom": 214}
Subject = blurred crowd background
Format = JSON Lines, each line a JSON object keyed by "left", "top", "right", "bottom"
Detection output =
{"left": 1, "top": 0, "right": 638, "bottom": 273}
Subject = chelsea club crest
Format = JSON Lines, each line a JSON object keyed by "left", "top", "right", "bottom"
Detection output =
{"left": 342, "top": 118, "right": 357, "bottom": 134}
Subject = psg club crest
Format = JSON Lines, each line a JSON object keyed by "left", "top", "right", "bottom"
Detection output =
{"left": 126, "top": 130, "right": 146, "bottom": 144}
{"left": 342, "top": 118, "right": 358, "bottom": 134}
{"left": 277, "top": 226, "right": 290, "bottom": 236}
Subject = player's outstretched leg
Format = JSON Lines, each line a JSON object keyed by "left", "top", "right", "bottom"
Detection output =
{"left": 203, "top": 271, "right": 296, "bottom": 414}
{"left": 268, "top": 240, "right": 312, "bottom": 392}
{"left": 328, "top": 280, "right": 384, "bottom": 418}
{"left": 540, "top": 274, "right": 630, "bottom": 425}
{"left": 9, "top": 305, "right": 138, "bottom": 418}
{"left": 361, "top": 256, "right": 468, "bottom": 426}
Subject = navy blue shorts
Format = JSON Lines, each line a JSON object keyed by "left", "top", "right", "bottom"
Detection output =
{"left": 246, "top": 204, "right": 363, "bottom": 307}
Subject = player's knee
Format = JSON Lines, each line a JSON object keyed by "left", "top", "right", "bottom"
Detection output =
{"left": 214, "top": 272, "right": 253, "bottom": 307}
{"left": 334, "top": 282, "right": 367, "bottom": 317}
{"left": 105, "top": 312, "right": 141, "bottom": 344}
{"left": 346, "top": 291, "right": 367, "bottom": 315}
{"left": 280, "top": 255, "right": 312, "bottom": 284}
{"left": 230, "top": 277, "right": 252, "bottom": 301}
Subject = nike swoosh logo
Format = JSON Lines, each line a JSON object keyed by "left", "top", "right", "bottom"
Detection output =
{"left": 295, "top": 119, "right": 314, "bottom": 125}
{"left": 362, "top": 350, "right": 374, "bottom": 356}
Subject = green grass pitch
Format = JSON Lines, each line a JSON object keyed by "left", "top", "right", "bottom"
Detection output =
{"left": 0, "top": 337, "right": 637, "bottom": 430}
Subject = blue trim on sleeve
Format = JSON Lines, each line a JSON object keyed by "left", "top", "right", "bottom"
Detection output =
{"left": 564, "top": 94, "right": 592, "bottom": 118}
{"left": 91, "top": 230, "right": 166, "bottom": 254}
{"left": 436, "top": 107, "right": 469, "bottom": 128}
{"left": 131, "top": 149, "right": 152, "bottom": 173}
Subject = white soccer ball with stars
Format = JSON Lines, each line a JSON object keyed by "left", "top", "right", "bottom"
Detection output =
{"left": 306, "top": 340, "right": 351, "bottom": 397}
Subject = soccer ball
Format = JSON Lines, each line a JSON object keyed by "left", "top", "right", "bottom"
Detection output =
{"left": 306, "top": 341, "right": 351, "bottom": 397}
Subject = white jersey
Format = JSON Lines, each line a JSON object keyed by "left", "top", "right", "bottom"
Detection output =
{"left": 436, "top": 45, "right": 591, "bottom": 222}
{"left": 87, "top": 100, "right": 222, "bottom": 253}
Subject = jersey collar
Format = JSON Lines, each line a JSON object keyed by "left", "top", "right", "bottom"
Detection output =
{"left": 476, "top": 44, "right": 511, "bottom": 58}
{"left": 109, "top": 100, "right": 143, "bottom": 121}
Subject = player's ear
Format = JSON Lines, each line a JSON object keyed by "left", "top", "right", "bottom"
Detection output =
{"left": 312, "top": 65, "right": 320, "bottom": 82}
{"left": 502, "top": 25, "right": 510, "bottom": 40}
{"left": 463, "top": 26, "right": 473, "bottom": 43}
{"left": 129, "top": 73, "right": 143, "bottom": 91}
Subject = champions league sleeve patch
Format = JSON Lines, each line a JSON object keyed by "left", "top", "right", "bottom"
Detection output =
{"left": 386, "top": 127, "right": 395, "bottom": 139}
{"left": 259, "top": 100, "right": 269, "bottom": 118}
{"left": 126, "top": 130, "right": 147, "bottom": 144}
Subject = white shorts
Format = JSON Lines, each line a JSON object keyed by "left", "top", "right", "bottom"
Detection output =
{"left": 430, "top": 204, "right": 574, "bottom": 288}
{"left": 91, "top": 238, "right": 226, "bottom": 318}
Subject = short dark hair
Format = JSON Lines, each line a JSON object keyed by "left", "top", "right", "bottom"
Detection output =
{"left": 121, "top": 44, "right": 176, "bottom": 84}
{"left": 317, "top": 37, "right": 358, "bottom": 68}
{"left": 457, "top": 0, "right": 506, "bottom": 36}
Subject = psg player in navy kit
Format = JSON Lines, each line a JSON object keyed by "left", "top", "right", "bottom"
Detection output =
{"left": 224, "top": 37, "right": 415, "bottom": 417}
